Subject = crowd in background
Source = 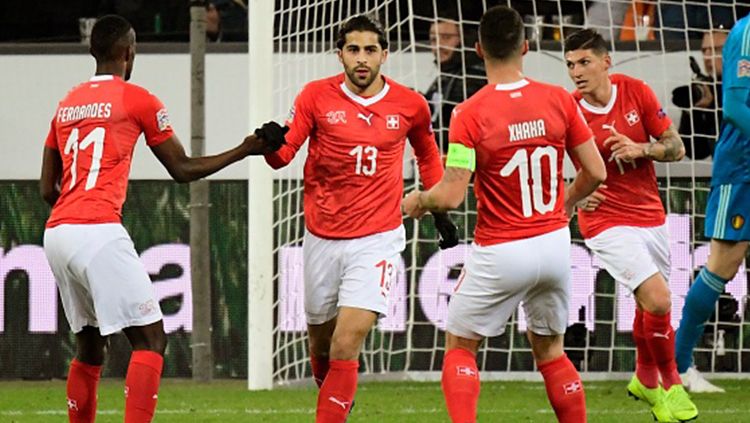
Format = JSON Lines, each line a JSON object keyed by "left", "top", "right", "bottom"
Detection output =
{"left": 2, "top": 0, "right": 747, "bottom": 160}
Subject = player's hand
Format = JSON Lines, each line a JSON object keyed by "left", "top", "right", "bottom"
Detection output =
{"left": 576, "top": 185, "right": 607, "bottom": 213}
{"left": 433, "top": 212, "right": 459, "bottom": 249}
{"left": 248, "top": 121, "right": 288, "bottom": 154}
{"left": 603, "top": 126, "right": 645, "bottom": 163}
{"left": 402, "top": 190, "right": 427, "bottom": 219}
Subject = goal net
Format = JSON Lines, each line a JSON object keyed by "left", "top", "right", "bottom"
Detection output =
{"left": 250, "top": 0, "right": 750, "bottom": 387}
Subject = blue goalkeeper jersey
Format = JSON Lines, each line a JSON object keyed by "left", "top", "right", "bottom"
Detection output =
{"left": 713, "top": 13, "right": 750, "bottom": 185}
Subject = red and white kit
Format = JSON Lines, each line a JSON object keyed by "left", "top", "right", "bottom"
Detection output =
{"left": 43, "top": 75, "right": 172, "bottom": 335}
{"left": 573, "top": 74, "right": 673, "bottom": 290}
{"left": 446, "top": 79, "right": 593, "bottom": 338}
{"left": 266, "top": 74, "right": 443, "bottom": 319}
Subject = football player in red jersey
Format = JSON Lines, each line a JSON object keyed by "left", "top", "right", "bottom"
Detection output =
{"left": 403, "top": 7, "right": 606, "bottom": 423}
{"left": 40, "top": 15, "right": 285, "bottom": 423}
{"left": 563, "top": 29, "right": 697, "bottom": 422}
{"left": 263, "top": 14, "right": 448, "bottom": 423}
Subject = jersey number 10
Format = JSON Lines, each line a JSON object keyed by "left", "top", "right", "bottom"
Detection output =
{"left": 64, "top": 127, "right": 106, "bottom": 191}
{"left": 500, "top": 146, "right": 558, "bottom": 217}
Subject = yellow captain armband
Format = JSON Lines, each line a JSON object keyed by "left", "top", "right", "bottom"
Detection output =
{"left": 445, "top": 143, "right": 476, "bottom": 172}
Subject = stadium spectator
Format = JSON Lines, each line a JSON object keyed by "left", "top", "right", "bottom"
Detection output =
{"left": 675, "top": 12, "right": 750, "bottom": 394}
{"left": 403, "top": 6, "right": 606, "bottom": 422}
{"left": 672, "top": 29, "right": 728, "bottom": 160}
{"left": 563, "top": 28, "right": 697, "bottom": 422}
{"left": 262, "top": 14, "right": 455, "bottom": 423}
{"left": 585, "top": 0, "right": 630, "bottom": 41}
{"left": 40, "top": 15, "right": 284, "bottom": 423}
{"left": 423, "top": 12, "right": 486, "bottom": 154}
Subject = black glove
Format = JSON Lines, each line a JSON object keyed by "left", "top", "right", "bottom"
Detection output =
{"left": 433, "top": 212, "right": 459, "bottom": 250}
{"left": 254, "top": 121, "right": 289, "bottom": 152}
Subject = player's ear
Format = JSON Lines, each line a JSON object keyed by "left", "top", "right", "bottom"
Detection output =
{"left": 475, "top": 41, "right": 484, "bottom": 60}
{"left": 603, "top": 53, "right": 612, "bottom": 70}
{"left": 521, "top": 40, "right": 529, "bottom": 56}
{"left": 337, "top": 49, "right": 343, "bottom": 64}
{"left": 381, "top": 49, "right": 388, "bottom": 64}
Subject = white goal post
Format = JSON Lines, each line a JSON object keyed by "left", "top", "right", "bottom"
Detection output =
{"left": 248, "top": 0, "right": 750, "bottom": 389}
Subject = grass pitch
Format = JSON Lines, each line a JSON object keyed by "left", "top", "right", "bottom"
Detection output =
{"left": 1, "top": 379, "right": 748, "bottom": 422}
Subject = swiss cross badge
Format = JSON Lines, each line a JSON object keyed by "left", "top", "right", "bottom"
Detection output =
{"left": 563, "top": 380, "right": 582, "bottom": 395}
{"left": 386, "top": 114, "right": 400, "bottom": 130}
{"left": 625, "top": 109, "right": 640, "bottom": 126}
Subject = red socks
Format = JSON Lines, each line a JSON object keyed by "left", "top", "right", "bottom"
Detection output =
{"left": 67, "top": 359, "right": 102, "bottom": 423}
{"left": 633, "top": 309, "right": 659, "bottom": 388}
{"left": 441, "top": 348, "right": 480, "bottom": 423}
{"left": 316, "top": 359, "right": 358, "bottom": 423}
{"left": 124, "top": 351, "right": 164, "bottom": 423}
{"left": 538, "top": 354, "right": 587, "bottom": 423}
{"left": 311, "top": 354, "right": 330, "bottom": 388}
{"left": 642, "top": 311, "right": 681, "bottom": 389}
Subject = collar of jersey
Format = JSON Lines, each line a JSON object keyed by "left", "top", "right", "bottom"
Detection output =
{"left": 340, "top": 80, "right": 391, "bottom": 106}
{"left": 494, "top": 79, "right": 529, "bottom": 91}
{"left": 578, "top": 84, "right": 618, "bottom": 115}
{"left": 90, "top": 75, "right": 116, "bottom": 82}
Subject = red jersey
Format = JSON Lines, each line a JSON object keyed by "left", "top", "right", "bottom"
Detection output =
{"left": 265, "top": 74, "right": 443, "bottom": 239}
{"left": 44, "top": 75, "right": 173, "bottom": 228}
{"left": 572, "top": 74, "right": 671, "bottom": 238}
{"left": 449, "top": 79, "right": 593, "bottom": 246}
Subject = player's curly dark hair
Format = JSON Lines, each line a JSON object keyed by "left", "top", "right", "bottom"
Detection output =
{"left": 336, "top": 14, "right": 389, "bottom": 50}
{"left": 478, "top": 6, "right": 524, "bottom": 61}
{"left": 90, "top": 15, "right": 133, "bottom": 62}
{"left": 564, "top": 29, "right": 610, "bottom": 56}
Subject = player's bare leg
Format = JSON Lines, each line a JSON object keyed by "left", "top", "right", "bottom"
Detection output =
{"left": 67, "top": 326, "right": 107, "bottom": 423}
{"left": 316, "top": 307, "right": 376, "bottom": 423}
{"left": 634, "top": 273, "right": 697, "bottom": 422}
{"left": 442, "top": 332, "right": 481, "bottom": 423}
{"left": 122, "top": 320, "right": 167, "bottom": 423}
{"left": 676, "top": 239, "right": 747, "bottom": 394}
{"left": 527, "top": 332, "right": 586, "bottom": 423}
{"left": 308, "top": 318, "right": 337, "bottom": 387}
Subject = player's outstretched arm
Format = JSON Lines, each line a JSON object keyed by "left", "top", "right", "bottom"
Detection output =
{"left": 565, "top": 138, "right": 607, "bottom": 217}
{"left": 151, "top": 121, "right": 287, "bottom": 183}
{"left": 403, "top": 167, "right": 471, "bottom": 219}
{"left": 40, "top": 146, "right": 63, "bottom": 206}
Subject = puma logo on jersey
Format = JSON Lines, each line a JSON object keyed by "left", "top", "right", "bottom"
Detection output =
{"left": 358, "top": 112, "right": 374, "bottom": 126}
{"left": 326, "top": 110, "right": 347, "bottom": 125}
{"left": 328, "top": 396, "right": 349, "bottom": 409}
{"left": 509, "top": 119, "right": 545, "bottom": 142}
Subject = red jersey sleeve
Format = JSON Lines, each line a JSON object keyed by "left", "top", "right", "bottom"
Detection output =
{"left": 563, "top": 92, "right": 593, "bottom": 149}
{"left": 407, "top": 95, "right": 443, "bottom": 189}
{"left": 448, "top": 105, "right": 480, "bottom": 150}
{"left": 128, "top": 88, "right": 175, "bottom": 147}
{"left": 637, "top": 81, "right": 672, "bottom": 138}
{"left": 265, "top": 84, "right": 315, "bottom": 169}
{"left": 44, "top": 117, "right": 58, "bottom": 149}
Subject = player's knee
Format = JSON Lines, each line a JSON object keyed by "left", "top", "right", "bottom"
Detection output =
{"left": 76, "top": 346, "right": 106, "bottom": 366}
{"left": 642, "top": 293, "right": 672, "bottom": 315}
{"left": 330, "top": 332, "right": 365, "bottom": 360}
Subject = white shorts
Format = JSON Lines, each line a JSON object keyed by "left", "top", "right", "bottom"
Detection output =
{"left": 43, "top": 223, "right": 162, "bottom": 336}
{"left": 584, "top": 224, "right": 670, "bottom": 292}
{"left": 303, "top": 226, "right": 406, "bottom": 325}
{"left": 447, "top": 227, "right": 571, "bottom": 339}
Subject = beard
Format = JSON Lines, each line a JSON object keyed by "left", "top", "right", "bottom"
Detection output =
{"left": 345, "top": 64, "right": 380, "bottom": 90}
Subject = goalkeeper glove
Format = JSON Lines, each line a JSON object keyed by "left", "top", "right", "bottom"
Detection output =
{"left": 254, "top": 121, "right": 288, "bottom": 152}
{"left": 432, "top": 212, "right": 459, "bottom": 249}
